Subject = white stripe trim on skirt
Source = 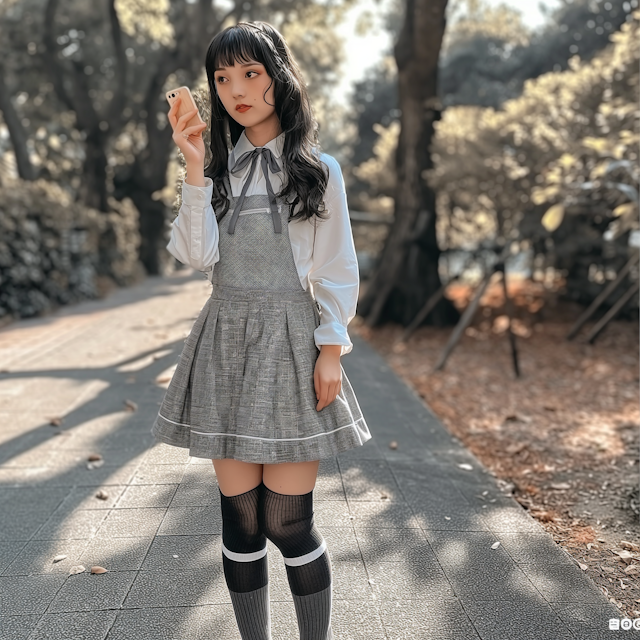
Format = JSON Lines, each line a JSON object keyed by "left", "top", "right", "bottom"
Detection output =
{"left": 157, "top": 413, "right": 365, "bottom": 445}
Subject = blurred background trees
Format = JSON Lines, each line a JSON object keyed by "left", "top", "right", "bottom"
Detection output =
{"left": 0, "top": 0, "right": 356, "bottom": 320}
{"left": 348, "top": 0, "right": 639, "bottom": 327}
{"left": 356, "top": 0, "right": 459, "bottom": 328}
{"left": 0, "top": 0, "right": 638, "bottom": 326}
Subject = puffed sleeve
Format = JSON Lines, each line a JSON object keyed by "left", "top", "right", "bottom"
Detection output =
{"left": 308, "top": 156, "right": 360, "bottom": 357}
{"left": 166, "top": 177, "right": 220, "bottom": 272}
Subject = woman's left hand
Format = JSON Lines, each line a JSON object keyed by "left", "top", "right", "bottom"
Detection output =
{"left": 314, "top": 346, "right": 342, "bottom": 411}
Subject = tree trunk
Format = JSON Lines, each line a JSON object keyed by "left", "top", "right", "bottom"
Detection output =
{"left": 358, "top": 0, "right": 458, "bottom": 328}
{"left": 79, "top": 129, "right": 110, "bottom": 212}
{"left": 112, "top": 65, "right": 176, "bottom": 275}
{"left": 0, "top": 63, "right": 37, "bottom": 181}
{"left": 126, "top": 190, "right": 168, "bottom": 275}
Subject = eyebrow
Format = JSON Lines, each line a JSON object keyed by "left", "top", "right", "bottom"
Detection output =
{"left": 214, "top": 62, "right": 261, "bottom": 72}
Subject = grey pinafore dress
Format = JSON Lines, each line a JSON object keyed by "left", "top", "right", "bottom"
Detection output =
{"left": 152, "top": 172, "right": 372, "bottom": 464}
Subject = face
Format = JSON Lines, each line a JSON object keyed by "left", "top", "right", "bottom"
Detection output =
{"left": 214, "top": 59, "right": 277, "bottom": 126}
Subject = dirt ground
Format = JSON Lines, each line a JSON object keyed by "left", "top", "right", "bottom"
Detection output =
{"left": 352, "top": 277, "right": 640, "bottom": 618}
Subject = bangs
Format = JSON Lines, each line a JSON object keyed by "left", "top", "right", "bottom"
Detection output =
{"left": 210, "top": 27, "right": 269, "bottom": 71}
{"left": 204, "top": 21, "right": 328, "bottom": 224}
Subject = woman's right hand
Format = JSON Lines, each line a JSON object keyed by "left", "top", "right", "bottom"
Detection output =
{"left": 168, "top": 96, "right": 208, "bottom": 167}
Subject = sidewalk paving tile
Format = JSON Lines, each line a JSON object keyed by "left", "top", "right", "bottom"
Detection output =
{"left": 2, "top": 539, "right": 89, "bottom": 576}
{"left": 46, "top": 570, "right": 139, "bottom": 613}
{"left": 27, "top": 611, "right": 118, "bottom": 640}
{"left": 0, "top": 615, "right": 41, "bottom": 640}
{"left": 95, "top": 507, "right": 167, "bottom": 539}
{"left": 79, "top": 536, "right": 154, "bottom": 571}
{"left": 0, "top": 574, "right": 67, "bottom": 615}
{"left": 0, "top": 274, "right": 626, "bottom": 639}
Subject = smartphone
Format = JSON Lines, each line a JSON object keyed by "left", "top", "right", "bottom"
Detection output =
{"left": 166, "top": 86, "right": 206, "bottom": 130}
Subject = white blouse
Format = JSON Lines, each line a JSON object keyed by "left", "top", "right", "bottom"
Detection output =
{"left": 167, "top": 130, "right": 359, "bottom": 356}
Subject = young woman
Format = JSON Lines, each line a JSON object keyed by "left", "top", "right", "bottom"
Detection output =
{"left": 152, "top": 20, "right": 372, "bottom": 640}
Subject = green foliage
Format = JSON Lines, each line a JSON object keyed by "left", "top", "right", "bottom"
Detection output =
{"left": 427, "top": 9, "right": 639, "bottom": 252}
{"left": 0, "top": 0, "right": 356, "bottom": 189}
{"left": 346, "top": 0, "right": 636, "bottom": 206}
{"left": 0, "top": 178, "right": 142, "bottom": 321}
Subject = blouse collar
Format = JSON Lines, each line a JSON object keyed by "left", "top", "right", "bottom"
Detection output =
{"left": 231, "top": 129, "right": 285, "bottom": 163}
{"left": 225, "top": 129, "right": 286, "bottom": 235}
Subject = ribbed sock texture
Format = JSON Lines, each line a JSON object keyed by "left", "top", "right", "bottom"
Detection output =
{"left": 259, "top": 483, "right": 333, "bottom": 640}
{"left": 292, "top": 586, "right": 333, "bottom": 640}
{"left": 220, "top": 483, "right": 271, "bottom": 640}
{"left": 229, "top": 585, "right": 271, "bottom": 640}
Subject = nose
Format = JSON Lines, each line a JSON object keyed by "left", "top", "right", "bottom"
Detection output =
{"left": 231, "top": 80, "right": 246, "bottom": 100}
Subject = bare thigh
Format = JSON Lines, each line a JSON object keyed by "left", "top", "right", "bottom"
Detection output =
{"left": 213, "top": 459, "right": 263, "bottom": 497}
{"left": 213, "top": 459, "right": 320, "bottom": 497}
{"left": 263, "top": 460, "right": 320, "bottom": 495}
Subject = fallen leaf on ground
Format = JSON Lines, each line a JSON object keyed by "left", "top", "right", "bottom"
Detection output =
{"left": 52, "top": 555, "right": 67, "bottom": 563}
{"left": 506, "top": 443, "right": 527, "bottom": 455}
{"left": 531, "top": 509, "right": 558, "bottom": 522}
{"left": 87, "top": 453, "right": 102, "bottom": 462}
{"left": 491, "top": 541, "right": 501, "bottom": 549}
{"left": 91, "top": 566, "right": 108, "bottom": 574}
{"left": 48, "top": 417, "right": 63, "bottom": 427}
{"left": 612, "top": 550, "right": 636, "bottom": 564}
{"left": 124, "top": 399, "right": 138, "bottom": 412}
{"left": 95, "top": 490, "right": 109, "bottom": 500}
{"left": 69, "top": 565, "right": 85, "bottom": 575}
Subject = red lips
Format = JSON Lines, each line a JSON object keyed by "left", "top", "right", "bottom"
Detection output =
{"left": 236, "top": 104, "right": 251, "bottom": 112}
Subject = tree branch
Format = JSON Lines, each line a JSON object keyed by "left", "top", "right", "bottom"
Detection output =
{"left": 105, "top": 0, "right": 128, "bottom": 127}
{"left": 42, "top": 0, "right": 74, "bottom": 110}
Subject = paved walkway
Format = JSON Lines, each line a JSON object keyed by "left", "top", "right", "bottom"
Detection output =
{"left": 0, "top": 272, "right": 625, "bottom": 639}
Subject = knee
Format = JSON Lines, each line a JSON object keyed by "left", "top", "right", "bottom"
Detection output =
{"left": 259, "top": 484, "right": 331, "bottom": 597}
{"left": 258, "top": 484, "right": 324, "bottom": 555}
{"left": 219, "top": 484, "right": 268, "bottom": 594}
{"left": 220, "top": 484, "right": 265, "bottom": 552}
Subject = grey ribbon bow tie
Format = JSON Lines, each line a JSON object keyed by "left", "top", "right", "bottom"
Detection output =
{"left": 227, "top": 146, "right": 282, "bottom": 234}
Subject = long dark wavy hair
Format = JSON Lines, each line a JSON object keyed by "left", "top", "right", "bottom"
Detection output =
{"left": 204, "top": 21, "right": 330, "bottom": 224}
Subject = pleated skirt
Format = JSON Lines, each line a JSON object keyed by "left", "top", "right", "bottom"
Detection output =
{"left": 151, "top": 283, "right": 372, "bottom": 463}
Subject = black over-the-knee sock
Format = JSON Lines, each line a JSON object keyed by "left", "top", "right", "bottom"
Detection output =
{"left": 258, "top": 483, "right": 333, "bottom": 640}
{"left": 219, "top": 483, "right": 271, "bottom": 640}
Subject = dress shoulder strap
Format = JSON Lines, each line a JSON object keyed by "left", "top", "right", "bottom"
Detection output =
{"left": 223, "top": 172, "right": 233, "bottom": 199}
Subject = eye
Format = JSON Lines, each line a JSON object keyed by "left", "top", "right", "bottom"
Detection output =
{"left": 215, "top": 70, "right": 258, "bottom": 83}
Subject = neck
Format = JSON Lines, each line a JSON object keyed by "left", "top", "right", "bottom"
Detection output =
{"left": 243, "top": 112, "right": 283, "bottom": 148}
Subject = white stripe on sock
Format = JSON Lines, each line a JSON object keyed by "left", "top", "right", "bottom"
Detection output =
{"left": 222, "top": 541, "right": 268, "bottom": 562}
{"left": 282, "top": 538, "right": 327, "bottom": 567}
